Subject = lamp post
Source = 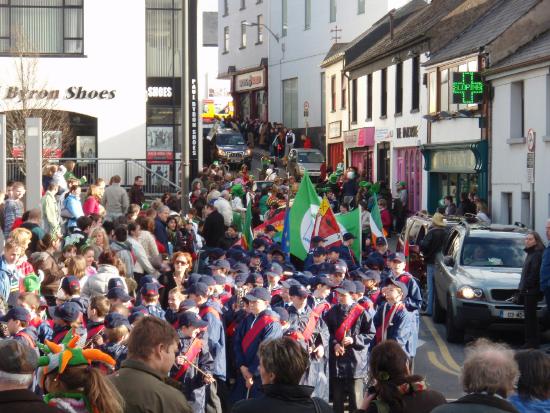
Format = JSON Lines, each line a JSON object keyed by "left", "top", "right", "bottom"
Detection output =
{"left": 243, "top": 21, "right": 280, "bottom": 43}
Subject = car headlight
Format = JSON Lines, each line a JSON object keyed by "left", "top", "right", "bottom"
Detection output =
{"left": 456, "top": 285, "right": 484, "bottom": 300}
{"left": 218, "top": 149, "right": 226, "bottom": 156}
{"left": 246, "top": 148, "right": 252, "bottom": 156}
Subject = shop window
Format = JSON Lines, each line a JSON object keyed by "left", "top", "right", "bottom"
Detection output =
{"left": 511, "top": 81, "right": 525, "bottom": 138}
{"left": 330, "top": 75, "right": 336, "bottom": 112}
{"left": 428, "top": 71, "right": 437, "bottom": 114}
{"left": 341, "top": 73, "right": 347, "bottom": 110}
{"left": 395, "top": 62, "right": 403, "bottom": 115}
{"left": 367, "top": 73, "right": 373, "bottom": 120}
{"left": 440, "top": 68, "right": 449, "bottom": 112}
{"left": 0, "top": 0, "right": 84, "bottom": 55}
{"left": 380, "top": 68, "right": 387, "bottom": 118}
{"left": 147, "top": 2, "right": 183, "bottom": 77}
{"left": 351, "top": 79, "right": 358, "bottom": 123}
{"left": 223, "top": 26, "right": 229, "bottom": 53}
{"left": 256, "top": 15, "right": 263, "bottom": 44}
{"left": 305, "top": 0, "right": 311, "bottom": 30}
{"left": 283, "top": 78, "right": 298, "bottom": 128}
{"left": 411, "top": 56, "right": 420, "bottom": 111}
{"left": 240, "top": 21, "right": 247, "bottom": 48}
{"left": 330, "top": 0, "right": 336, "bottom": 23}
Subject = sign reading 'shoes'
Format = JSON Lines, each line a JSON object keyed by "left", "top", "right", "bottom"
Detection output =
{"left": 1, "top": 86, "right": 116, "bottom": 102}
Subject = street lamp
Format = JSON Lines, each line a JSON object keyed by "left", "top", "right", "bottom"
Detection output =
{"left": 243, "top": 21, "right": 280, "bottom": 43}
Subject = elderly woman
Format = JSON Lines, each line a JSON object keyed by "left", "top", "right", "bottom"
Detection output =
{"left": 232, "top": 337, "right": 332, "bottom": 413}
{"left": 509, "top": 350, "right": 550, "bottom": 412}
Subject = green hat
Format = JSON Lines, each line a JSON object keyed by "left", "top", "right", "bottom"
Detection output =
{"left": 23, "top": 273, "right": 41, "bottom": 293}
{"left": 359, "top": 181, "right": 371, "bottom": 188}
{"left": 329, "top": 173, "right": 338, "bottom": 184}
{"left": 399, "top": 181, "right": 406, "bottom": 187}
{"left": 231, "top": 184, "right": 245, "bottom": 198}
{"left": 370, "top": 182, "right": 380, "bottom": 194}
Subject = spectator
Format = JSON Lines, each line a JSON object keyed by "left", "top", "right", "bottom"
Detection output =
{"left": 127, "top": 222, "right": 160, "bottom": 279}
{"left": 509, "top": 350, "right": 550, "bottom": 413}
{"left": 232, "top": 337, "right": 332, "bottom": 413}
{"left": 20, "top": 208, "right": 45, "bottom": 254}
{"left": 110, "top": 317, "right": 193, "bottom": 413}
{"left": 83, "top": 184, "right": 103, "bottom": 216}
{"left": 81, "top": 251, "right": 127, "bottom": 299}
{"left": 443, "top": 196, "right": 457, "bottom": 216}
{"left": 301, "top": 133, "right": 313, "bottom": 149}
{"left": 3, "top": 181, "right": 25, "bottom": 237}
{"left": 103, "top": 175, "right": 129, "bottom": 221}
{"left": 475, "top": 200, "right": 491, "bottom": 224}
{"left": 378, "top": 198, "right": 392, "bottom": 236}
{"left": 215, "top": 191, "right": 234, "bottom": 227}
{"left": 0, "top": 339, "right": 62, "bottom": 413}
{"left": 62, "top": 185, "right": 84, "bottom": 231}
{"left": 456, "top": 192, "right": 476, "bottom": 216}
{"left": 202, "top": 202, "right": 226, "bottom": 249}
{"left": 431, "top": 339, "right": 519, "bottom": 413}
{"left": 0, "top": 239, "right": 23, "bottom": 309}
{"left": 154, "top": 206, "right": 170, "bottom": 253}
{"left": 41, "top": 183, "right": 61, "bottom": 238}
{"left": 540, "top": 219, "right": 550, "bottom": 331}
{"left": 63, "top": 160, "right": 87, "bottom": 185}
{"left": 358, "top": 340, "right": 446, "bottom": 413}
{"left": 128, "top": 176, "right": 146, "bottom": 206}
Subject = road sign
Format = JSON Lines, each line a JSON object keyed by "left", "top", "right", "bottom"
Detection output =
{"left": 527, "top": 128, "right": 535, "bottom": 152}
{"left": 527, "top": 152, "right": 535, "bottom": 183}
{"left": 303, "top": 101, "right": 309, "bottom": 118}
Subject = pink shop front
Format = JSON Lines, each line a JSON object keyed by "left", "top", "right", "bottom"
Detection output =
{"left": 344, "top": 127, "right": 375, "bottom": 182}
{"left": 395, "top": 146, "right": 423, "bottom": 214}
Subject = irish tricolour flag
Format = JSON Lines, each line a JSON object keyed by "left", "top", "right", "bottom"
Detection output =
{"left": 369, "top": 192, "right": 386, "bottom": 243}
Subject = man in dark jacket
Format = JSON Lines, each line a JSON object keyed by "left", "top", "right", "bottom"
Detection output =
{"left": 324, "top": 280, "right": 375, "bottom": 413}
{"left": 540, "top": 219, "right": 550, "bottom": 325}
{"left": 202, "top": 202, "right": 226, "bottom": 249}
{"left": 154, "top": 206, "right": 170, "bottom": 252}
{"left": 232, "top": 337, "right": 332, "bottom": 413}
{"left": 420, "top": 213, "right": 448, "bottom": 316}
{"left": 0, "top": 340, "right": 62, "bottom": 413}
{"left": 128, "top": 176, "right": 145, "bottom": 206}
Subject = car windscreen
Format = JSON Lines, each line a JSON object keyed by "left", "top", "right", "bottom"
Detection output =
{"left": 217, "top": 134, "right": 245, "bottom": 146}
{"left": 460, "top": 236, "right": 526, "bottom": 268}
{"left": 297, "top": 152, "right": 324, "bottom": 163}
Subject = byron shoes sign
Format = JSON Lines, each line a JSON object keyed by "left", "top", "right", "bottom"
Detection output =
{"left": 1, "top": 86, "right": 116, "bottom": 102}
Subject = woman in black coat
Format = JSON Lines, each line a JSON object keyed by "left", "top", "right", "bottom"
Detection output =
{"left": 518, "top": 231, "right": 546, "bottom": 348}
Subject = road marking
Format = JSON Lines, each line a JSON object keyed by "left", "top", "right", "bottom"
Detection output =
{"left": 417, "top": 338, "right": 426, "bottom": 348}
{"left": 427, "top": 351, "right": 460, "bottom": 377}
{"left": 423, "top": 317, "right": 462, "bottom": 373}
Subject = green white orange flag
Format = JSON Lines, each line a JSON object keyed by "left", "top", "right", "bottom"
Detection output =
{"left": 289, "top": 171, "right": 321, "bottom": 260}
{"left": 242, "top": 199, "right": 253, "bottom": 251}
{"left": 369, "top": 192, "right": 386, "bottom": 243}
{"left": 335, "top": 207, "right": 362, "bottom": 260}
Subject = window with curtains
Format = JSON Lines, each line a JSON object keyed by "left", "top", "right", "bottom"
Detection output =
{"left": 146, "top": 0, "right": 182, "bottom": 77}
{"left": 0, "top": 0, "right": 84, "bottom": 55}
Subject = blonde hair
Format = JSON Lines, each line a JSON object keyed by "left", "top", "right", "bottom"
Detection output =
{"left": 105, "top": 325, "right": 129, "bottom": 343}
{"left": 90, "top": 227, "right": 110, "bottom": 252}
{"left": 66, "top": 256, "right": 87, "bottom": 279}
{"left": 8, "top": 227, "right": 33, "bottom": 250}
{"left": 86, "top": 184, "right": 102, "bottom": 201}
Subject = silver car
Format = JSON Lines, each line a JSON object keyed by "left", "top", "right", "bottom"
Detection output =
{"left": 432, "top": 223, "right": 546, "bottom": 343}
{"left": 287, "top": 148, "right": 325, "bottom": 181}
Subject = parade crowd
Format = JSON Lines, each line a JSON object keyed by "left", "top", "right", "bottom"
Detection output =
{"left": 0, "top": 159, "right": 548, "bottom": 413}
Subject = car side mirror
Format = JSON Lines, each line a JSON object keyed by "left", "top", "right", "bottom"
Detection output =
{"left": 443, "top": 256, "right": 455, "bottom": 267}
{"left": 409, "top": 245, "right": 420, "bottom": 254}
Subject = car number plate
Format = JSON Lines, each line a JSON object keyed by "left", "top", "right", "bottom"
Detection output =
{"left": 499, "top": 310, "right": 524, "bottom": 319}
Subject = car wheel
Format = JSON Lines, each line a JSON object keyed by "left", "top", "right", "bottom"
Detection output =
{"left": 432, "top": 288, "right": 446, "bottom": 324}
{"left": 445, "top": 296, "right": 464, "bottom": 343}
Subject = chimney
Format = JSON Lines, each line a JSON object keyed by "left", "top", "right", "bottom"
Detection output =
{"left": 389, "top": 9, "right": 396, "bottom": 39}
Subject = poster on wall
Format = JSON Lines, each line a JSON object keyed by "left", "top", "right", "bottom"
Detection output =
{"left": 11, "top": 129, "right": 62, "bottom": 158}
{"left": 76, "top": 136, "right": 96, "bottom": 160}
{"left": 147, "top": 126, "right": 173, "bottom": 151}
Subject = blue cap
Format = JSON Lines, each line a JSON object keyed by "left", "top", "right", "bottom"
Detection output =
{"left": 312, "top": 276, "right": 336, "bottom": 288}
{"left": 390, "top": 252, "right": 406, "bottom": 263}
{"left": 335, "top": 280, "right": 356, "bottom": 295}
{"left": 212, "top": 274, "right": 226, "bottom": 285}
{"left": 1, "top": 306, "right": 30, "bottom": 323}
{"left": 138, "top": 275, "right": 162, "bottom": 289}
{"left": 178, "top": 299, "right": 198, "bottom": 312}
{"left": 129, "top": 308, "right": 147, "bottom": 324}
{"left": 141, "top": 283, "right": 160, "bottom": 296}
{"left": 353, "top": 281, "right": 365, "bottom": 295}
{"left": 208, "top": 248, "right": 225, "bottom": 260}
{"left": 187, "top": 282, "right": 209, "bottom": 297}
{"left": 362, "top": 270, "right": 381, "bottom": 283}
{"left": 280, "top": 279, "right": 301, "bottom": 289}
{"left": 231, "top": 262, "right": 250, "bottom": 274}
{"left": 178, "top": 312, "right": 208, "bottom": 328}
{"left": 199, "top": 275, "right": 216, "bottom": 286}
{"left": 245, "top": 287, "right": 271, "bottom": 302}
{"left": 289, "top": 284, "right": 309, "bottom": 298}
{"left": 107, "top": 277, "right": 125, "bottom": 291}
{"left": 50, "top": 302, "right": 81, "bottom": 323}
{"left": 107, "top": 287, "right": 132, "bottom": 302}
{"left": 235, "top": 273, "right": 249, "bottom": 286}
{"left": 328, "top": 245, "right": 341, "bottom": 254}
{"left": 210, "top": 259, "right": 231, "bottom": 270}
{"left": 313, "top": 247, "right": 327, "bottom": 256}
{"left": 387, "top": 278, "right": 408, "bottom": 298}
{"left": 105, "top": 312, "right": 130, "bottom": 329}
{"left": 376, "top": 237, "right": 388, "bottom": 246}
{"left": 273, "top": 307, "right": 289, "bottom": 322}
{"left": 265, "top": 262, "right": 283, "bottom": 277}
{"left": 343, "top": 233, "right": 356, "bottom": 241}
{"left": 61, "top": 276, "right": 80, "bottom": 293}
{"left": 245, "top": 273, "right": 264, "bottom": 286}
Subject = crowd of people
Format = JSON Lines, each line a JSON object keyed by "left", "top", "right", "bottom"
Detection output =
{"left": 0, "top": 159, "right": 548, "bottom": 413}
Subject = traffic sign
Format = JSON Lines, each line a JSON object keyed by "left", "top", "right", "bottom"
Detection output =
{"left": 303, "top": 101, "right": 309, "bottom": 111}
{"left": 527, "top": 152, "right": 535, "bottom": 183}
{"left": 527, "top": 128, "right": 535, "bottom": 152}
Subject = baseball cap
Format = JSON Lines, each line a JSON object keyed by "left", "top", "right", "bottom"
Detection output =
{"left": 129, "top": 309, "right": 147, "bottom": 324}
{"left": 328, "top": 245, "right": 341, "bottom": 254}
{"left": 212, "top": 274, "right": 226, "bottom": 285}
{"left": 312, "top": 276, "right": 337, "bottom": 288}
{"left": 387, "top": 278, "right": 408, "bottom": 298}
{"left": 357, "top": 269, "right": 381, "bottom": 283}
{"left": 273, "top": 307, "right": 289, "bottom": 322}
{"left": 137, "top": 275, "right": 162, "bottom": 290}
{"left": 269, "top": 246, "right": 285, "bottom": 257}
{"left": 107, "top": 278, "right": 125, "bottom": 291}
{"left": 140, "top": 283, "right": 160, "bottom": 296}
{"left": 333, "top": 262, "right": 347, "bottom": 274}
{"left": 343, "top": 233, "right": 356, "bottom": 241}
{"left": 0, "top": 339, "right": 38, "bottom": 374}
{"left": 179, "top": 299, "right": 198, "bottom": 312}
{"left": 252, "top": 238, "right": 267, "bottom": 249}
{"left": 1, "top": 307, "right": 30, "bottom": 323}
{"left": 245, "top": 287, "right": 271, "bottom": 302}
{"left": 313, "top": 247, "right": 327, "bottom": 257}
{"left": 265, "top": 224, "right": 276, "bottom": 232}
{"left": 280, "top": 279, "right": 301, "bottom": 289}
{"left": 390, "top": 252, "right": 406, "bottom": 263}
{"left": 178, "top": 312, "right": 208, "bottom": 328}
{"left": 335, "top": 280, "right": 356, "bottom": 295}
{"left": 208, "top": 248, "right": 225, "bottom": 260}
{"left": 61, "top": 276, "right": 80, "bottom": 293}
{"left": 265, "top": 263, "right": 283, "bottom": 278}
{"left": 231, "top": 262, "right": 251, "bottom": 274}
{"left": 199, "top": 275, "right": 216, "bottom": 286}
{"left": 107, "top": 287, "right": 132, "bottom": 302}
{"left": 187, "top": 282, "right": 209, "bottom": 297}
{"left": 353, "top": 281, "right": 366, "bottom": 295}
{"left": 289, "top": 284, "right": 309, "bottom": 298}
{"left": 375, "top": 237, "right": 388, "bottom": 246}
{"left": 210, "top": 259, "right": 231, "bottom": 270}
{"left": 104, "top": 312, "right": 130, "bottom": 329}
{"left": 311, "top": 236, "right": 325, "bottom": 244}
{"left": 50, "top": 302, "right": 81, "bottom": 323}
{"left": 235, "top": 273, "right": 249, "bottom": 287}
{"left": 245, "top": 273, "right": 264, "bottom": 285}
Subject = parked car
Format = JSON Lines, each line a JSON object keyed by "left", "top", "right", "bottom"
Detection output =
{"left": 211, "top": 128, "right": 252, "bottom": 168}
{"left": 287, "top": 148, "right": 325, "bottom": 181}
{"left": 396, "top": 212, "right": 461, "bottom": 287}
{"left": 432, "top": 223, "right": 546, "bottom": 343}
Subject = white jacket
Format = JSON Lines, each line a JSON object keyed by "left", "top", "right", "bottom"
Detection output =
{"left": 214, "top": 197, "right": 233, "bottom": 226}
{"left": 81, "top": 264, "right": 127, "bottom": 299}
{"left": 52, "top": 166, "right": 68, "bottom": 191}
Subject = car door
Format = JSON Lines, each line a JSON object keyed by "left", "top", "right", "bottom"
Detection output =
{"left": 436, "top": 230, "right": 461, "bottom": 310}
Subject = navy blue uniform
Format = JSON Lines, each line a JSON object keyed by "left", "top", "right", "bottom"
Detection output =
{"left": 373, "top": 302, "right": 414, "bottom": 356}
{"left": 199, "top": 300, "right": 226, "bottom": 381}
{"left": 134, "top": 303, "right": 166, "bottom": 320}
{"left": 101, "top": 341, "right": 128, "bottom": 369}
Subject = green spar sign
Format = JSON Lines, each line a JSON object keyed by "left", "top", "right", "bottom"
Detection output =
{"left": 452, "top": 72, "right": 484, "bottom": 104}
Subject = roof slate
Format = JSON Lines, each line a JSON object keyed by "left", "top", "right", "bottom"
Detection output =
{"left": 490, "top": 29, "right": 550, "bottom": 69}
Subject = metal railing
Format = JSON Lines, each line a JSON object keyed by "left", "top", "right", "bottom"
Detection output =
{"left": 6, "top": 158, "right": 181, "bottom": 196}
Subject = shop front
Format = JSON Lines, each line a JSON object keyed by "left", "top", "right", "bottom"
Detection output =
{"left": 421, "top": 140, "right": 488, "bottom": 213}
{"left": 232, "top": 68, "right": 267, "bottom": 121}
{"left": 344, "top": 127, "right": 375, "bottom": 181}
{"left": 395, "top": 147, "right": 423, "bottom": 214}
{"left": 326, "top": 120, "right": 343, "bottom": 172}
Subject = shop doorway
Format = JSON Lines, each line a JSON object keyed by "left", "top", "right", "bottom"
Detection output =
{"left": 377, "top": 142, "right": 390, "bottom": 184}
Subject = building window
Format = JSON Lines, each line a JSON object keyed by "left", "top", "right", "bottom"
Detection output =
{"left": 256, "top": 15, "right": 263, "bottom": 44}
{"left": 428, "top": 71, "right": 437, "bottom": 114}
{"left": 367, "top": 73, "right": 373, "bottom": 120}
{"left": 511, "top": 81, "right": 525, "bottom": 138}
{"left": 330, "top": 0, "right": 336, "bottom": 23}
{"left": 0, "top": 0, "right": 84, "bottom": 55}
{"left": 395, "top": 62, "right": 403, "bottom": 115}
{"left": 283, "top": 78, "right": 299, "bottom": 128}
{"left": 411, "top": 55, "right": 420, "bottom": 111}
{"left": 331, "top": 75, "right": 336, "bottom": 112}
{"left": 240, "top": 0, "right": 246, "bottom": 10}
{"left": 223, "top": 26, "right": 229, "bottom": 53}
{"left": 146, "top": 0, "right": 183, "bottom": 77}
{"left": 341, "top": 73, "right": 347, "bottom": 110}
{"left": 223, "top": 0, "right": 228, "bottom": 16}
{"left": 440, "top": 68, "right": 449, "bottom": 112}
{"left": 351, "top": 78, "right": 358, "bottom": 123}
{"left": 305, "top": 0, "right": 311, "bottom": 30}
{"left": 381, "top": 68, "right": 387, "bottom": 118}
{"left": 358, "top": 0, "right": 365, "bottom": 14}
{"left": 240, "top": 21, "right": 247, "bottom": 48}
{"left": 282, "top": 0, "right": 288, "bottom": 37}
